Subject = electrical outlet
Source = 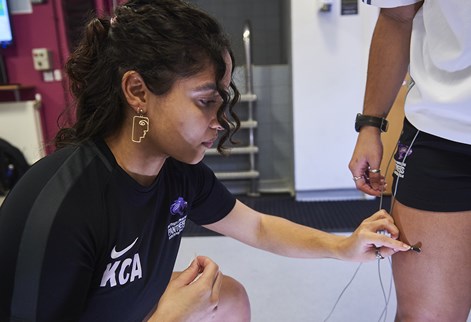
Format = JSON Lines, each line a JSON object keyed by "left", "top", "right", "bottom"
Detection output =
{"left": 32, "top": 48, "right": 52, "bottom": 71}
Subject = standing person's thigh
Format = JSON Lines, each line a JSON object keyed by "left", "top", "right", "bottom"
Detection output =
{"left": 392, "top": 201, "right": 471, "bottom": 322}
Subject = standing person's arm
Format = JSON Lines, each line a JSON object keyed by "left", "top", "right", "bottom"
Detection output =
{"left": 349, "top": 3, "right": 422, "bottom": 196}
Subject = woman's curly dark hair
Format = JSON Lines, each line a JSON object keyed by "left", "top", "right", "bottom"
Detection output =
{"left": 55, "top": 0, "right": 240, "bottom": 153}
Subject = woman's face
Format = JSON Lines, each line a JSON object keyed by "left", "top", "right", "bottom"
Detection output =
{"left": 145, "top": 51, "right": 233, "bottom": 164}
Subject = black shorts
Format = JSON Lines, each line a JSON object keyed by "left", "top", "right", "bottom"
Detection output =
{"left": 392, "top": 118, "right": 471, "bottom": 212}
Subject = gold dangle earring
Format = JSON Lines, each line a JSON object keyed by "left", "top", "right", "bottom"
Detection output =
{"left": 131, "top": 108, "right": 149, "bottom": 143}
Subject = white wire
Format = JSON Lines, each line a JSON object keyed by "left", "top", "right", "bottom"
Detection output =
{"left": 323, "top": 128, "right": 420, "bottom": 322}
{"left": 376, "top": 140, "right": 397, "bottom": 322}
{"left": 390, "top": 130, "right": 420, "bottom": 215}
{"left": 376, "top": 257, "right": 393, "bottom": 322}
{"left": 376, "top": 128, "right": 420, "bottom": 322}
{"left": 323, "top": 263, "right": 363, "bottom": 322}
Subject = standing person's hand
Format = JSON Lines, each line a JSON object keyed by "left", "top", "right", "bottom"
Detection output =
{"left": 149, "top": 256, "right": 223, "bottom": 322}
{"left": 349, "top": 127, "right": 386, "bottom": 196}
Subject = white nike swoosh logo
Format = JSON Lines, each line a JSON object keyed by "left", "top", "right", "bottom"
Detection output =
{"left": 111, "top": 237, "right": 138, "bottom": 259}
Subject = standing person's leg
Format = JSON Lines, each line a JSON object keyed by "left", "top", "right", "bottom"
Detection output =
{"left": 389, "top": 119, "right": 471, "bottom": 321}
{"left": 392, "top": 202, "right": 471, "bottom": 322}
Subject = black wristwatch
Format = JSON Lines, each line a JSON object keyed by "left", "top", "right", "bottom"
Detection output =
{"left": 355, "top": 113, "right": 388, "bottom": 133}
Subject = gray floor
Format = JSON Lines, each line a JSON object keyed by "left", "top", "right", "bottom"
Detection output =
{"left": 175, "top": 235, "right": 471, "bottom": 322}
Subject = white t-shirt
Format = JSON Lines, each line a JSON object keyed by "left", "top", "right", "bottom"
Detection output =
{"left": 364, "top": 0, "right": 471, "bottom": 145}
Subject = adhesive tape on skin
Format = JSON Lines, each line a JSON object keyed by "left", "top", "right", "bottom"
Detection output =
{"left": 374, "top": 230, "right": 391, "bottom": 248}
{"left": 376, "top": 230, "right": 391, "bottom": 238}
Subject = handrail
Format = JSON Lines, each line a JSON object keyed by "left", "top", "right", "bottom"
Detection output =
{"left": 243, "top": 21, "right": 254, "bottom": 95}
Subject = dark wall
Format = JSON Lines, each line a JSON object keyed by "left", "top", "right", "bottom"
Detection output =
{"left": 189, "top": 0, "right": 289, "bottom": 66}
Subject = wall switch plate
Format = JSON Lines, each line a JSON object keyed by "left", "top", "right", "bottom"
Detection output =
{"left": 32, "top": 48, "right": 52, "bottom": 71}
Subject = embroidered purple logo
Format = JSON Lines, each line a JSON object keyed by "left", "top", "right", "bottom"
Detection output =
{"left": 170, "top": 197, "right": 188, "bottom": 216}
{"left": 395, "top": 143, "right": 412, "bottom": 161}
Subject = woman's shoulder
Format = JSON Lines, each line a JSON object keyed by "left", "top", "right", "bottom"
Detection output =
{"left": 6, "top": 142, "right": 113, "bottom": 209}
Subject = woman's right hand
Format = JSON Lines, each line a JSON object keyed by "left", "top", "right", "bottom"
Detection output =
{"left": 349, "top": 127, "right": 385, "bottom": 196}
{"left": 149, "top": 256, "right": 223, "bottom": 322}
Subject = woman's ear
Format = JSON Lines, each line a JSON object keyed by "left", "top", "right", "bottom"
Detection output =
{"left": 122, "top": 71, "right": 148, "bottom": 108}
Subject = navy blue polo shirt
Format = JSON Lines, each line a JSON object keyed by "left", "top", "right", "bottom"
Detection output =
{"left": 0, "top": 138, "right": 235, "bottom": 321}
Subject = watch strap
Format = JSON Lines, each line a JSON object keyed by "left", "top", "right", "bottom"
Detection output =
{"left": 355, "top": 113, "right": 388, "bottom": 133}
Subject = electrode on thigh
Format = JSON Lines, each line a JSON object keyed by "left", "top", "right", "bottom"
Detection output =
{"left": 376, "top": 230, "right": 421, "bottom": 253}
{"left": 409, "top": 244, "right": 421, "bottom": 253}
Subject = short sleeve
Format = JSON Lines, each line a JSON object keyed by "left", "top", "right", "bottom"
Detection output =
{"left": 362, "top": 0, "right": 421, "bottom": 8}
{"left": 187, "top": 162, "right": 236, "bottom": 226}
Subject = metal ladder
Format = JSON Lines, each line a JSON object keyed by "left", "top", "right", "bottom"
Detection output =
{"left": 206, "top": 21, "right": 260, "bottom": 196}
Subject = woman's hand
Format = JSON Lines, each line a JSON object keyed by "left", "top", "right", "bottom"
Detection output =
{"left": 149, "top": 256, "right": 223, "bottom": 322}
{"left": 338, "top": 210, "right": 411, "bottom": 262}
{"left": 349, "top": 127, "right": 386, "bottom": 197}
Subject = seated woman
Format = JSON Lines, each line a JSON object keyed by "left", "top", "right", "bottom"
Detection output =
{"left": 0, "top": 1, "right": 411, "bottom": 321}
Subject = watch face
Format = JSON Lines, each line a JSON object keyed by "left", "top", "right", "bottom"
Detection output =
{"left": 381, "top": 120, "right": 389, "bottom": 132}
{"left": 355, "top": 113, "right": 363, "bottom": 132}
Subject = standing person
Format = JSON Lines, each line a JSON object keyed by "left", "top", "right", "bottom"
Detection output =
{"left": 349, "top": 1, "right": 471, "bottom": 321}
{"left": 0, "top": 1, "right": 411, "bottom": 321}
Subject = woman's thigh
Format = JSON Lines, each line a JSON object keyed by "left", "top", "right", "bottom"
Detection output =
{"left": 170, "top": 272, "right": 251, "bottom": 322}
{"left": 392, "top": 201, "right": 471, "bottom": 322}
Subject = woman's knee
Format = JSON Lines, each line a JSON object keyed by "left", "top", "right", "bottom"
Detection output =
{"left": 217, "top": 275, "right": 251, "bottom": 322}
